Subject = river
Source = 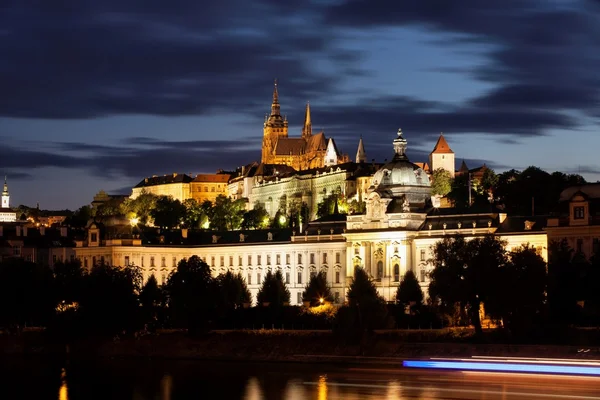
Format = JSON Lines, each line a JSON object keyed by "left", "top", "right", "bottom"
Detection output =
{"left": 2, "top": 357, "right": 599, "bottom": 399}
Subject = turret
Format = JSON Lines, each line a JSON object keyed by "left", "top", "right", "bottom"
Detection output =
{"left": 1, "top": 176, "right": 9, "bottom": 209}
{"left": 429, "top": 133, "right": 455, "bottom": 177}
{"left": 356, "top": 136, "right": 366, "bottom": 163}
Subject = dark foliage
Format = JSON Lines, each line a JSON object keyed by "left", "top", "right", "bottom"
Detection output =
{"left": 302, "top": 271, "right": 333, "bottom": 306}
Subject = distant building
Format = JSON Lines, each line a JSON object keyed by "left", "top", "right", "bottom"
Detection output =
{"left": 131, "top": 172, "right": 231, "bottom": 204}
{"left": 0, "top": 177, "right": 16, "bottom": 223}
{"left": 0, "top": 224, "right": 76, "bottom": 265}
{"left": 546, "top": 183, "right": 600, "bottom": 259}
{"left": 429, "top": 133, "right": 455, "bottom": 177}
{"left": 190, "top": 173, "right": 231, "bottom": 204}
{"left": 261, "top": 81, "right": 350, "bottom": 170}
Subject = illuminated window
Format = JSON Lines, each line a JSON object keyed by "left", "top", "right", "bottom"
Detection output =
{"left": 420, "top": 249, "right": 426, "bottom": 261}
{"left": 124, "top": 256, "right": 130, "bottom": 266}
{"left": 574, "top": 206, "right": 585, "bottom": 219}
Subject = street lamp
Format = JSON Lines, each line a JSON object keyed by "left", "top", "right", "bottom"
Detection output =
{"left": 130, "top": 217, "right": 139, "bottom": 226}
{"left": 319, "top": 297, "right": 324, "bottom": 305}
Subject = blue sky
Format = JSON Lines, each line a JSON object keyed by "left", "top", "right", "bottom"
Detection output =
{"left": 2, "top": 1, "right": 600, "bottom": 209}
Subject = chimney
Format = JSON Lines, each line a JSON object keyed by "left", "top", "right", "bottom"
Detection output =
{"left": 16, "top": 225, "right": 21, "bottom": 236}
{"left": 40, "top": 226, "right": 46, "bottom": 236}
{"left": 60, "top": 226, "right": 68, "bottom": 237}
{"left": 181, "top": 228, "right": 188, "bottom": 239}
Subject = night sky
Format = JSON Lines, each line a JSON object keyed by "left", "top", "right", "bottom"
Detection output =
{"left": 2, "top": 1, "right": 600, "bottom": 210}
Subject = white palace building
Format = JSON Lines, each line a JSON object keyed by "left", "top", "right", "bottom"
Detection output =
{"left": 74, "top": 130, "right": 548, "bottom": 304}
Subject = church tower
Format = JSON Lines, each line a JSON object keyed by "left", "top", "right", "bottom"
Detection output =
{"left": 262, "top": 79, "right": 289, "bottom": 164}
{"left": 2, "top": 177, "right": 10, "bottom": 209}
{"left": 356, "top": 136, "right": 366, "bottom": 163}
{"left": 429, "top": 133, "right": 455, "bottom": 177}
{"left": 301, "top": 102, "right": 312, "bottom": 139}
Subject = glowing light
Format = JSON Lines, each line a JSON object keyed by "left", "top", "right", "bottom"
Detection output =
{"left": 202, "top": 220, "right": 210, "bottom": 229}
{"left": 403, "top": 360, "right": 600, "bottom": 376}
{"left": 279, "top": 215, "right": 286, "bottom": 225}
{"left": 129, "top": 217, "right": 139, "bottom": 226}
{"left": 317, "top": 375, "right": 327, "bottom": 400}
{"left": 58, "top": 368, "right": 68, "bottom": 400}
{"left": 319, "top": 297, "right": 324, "bottom": 304}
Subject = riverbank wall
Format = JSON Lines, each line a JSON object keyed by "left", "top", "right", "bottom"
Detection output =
{"left": 3, "top": 328, "right": 600, "bottom": 364}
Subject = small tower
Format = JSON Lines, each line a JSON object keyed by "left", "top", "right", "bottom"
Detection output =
{"left": 356, "top": 136, "right": 366, "bottom": 163}
{"left": 429, "top": 133, "right": 455, "bottom": 177}
{"left": 324, "top": 138, "right": 338, "bottom": 167}
{"left": 301, "top": 101, "right": 312, "bottom": 139}
{"left": 1, "top": 176, "right": 9, "bottom": 209}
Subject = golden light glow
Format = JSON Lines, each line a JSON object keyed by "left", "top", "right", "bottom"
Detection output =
{"left": 279, "top": 215, "right": 286, "bottom": 225}
{"left": 317, "top": 375, "right": 327, "bottom": 400}
{"left": 130, "top": 217, "right": 139, "bottom": 226}
{"left": 319, "top": 297, "right": 324, "bottom": 304}
{"left": 202, "top": 220, "right": 210, "bottom": 229}
{"left": 58, "top": 368, "right": 68, "bottom": 400}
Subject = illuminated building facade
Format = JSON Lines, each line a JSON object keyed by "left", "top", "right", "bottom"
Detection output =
{"left": 0, "top": 177, "right": 16, "bottom": 223}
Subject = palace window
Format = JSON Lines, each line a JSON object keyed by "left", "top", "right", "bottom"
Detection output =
{"left": 335, "top": 271, "right": 340, "bottom": 284}
{"left": 285, "top": 272, "right": 290, "bottom": 284}
{"left": 297, "top": 293, "right": 302, "bottom": 304}
{"left": 393, "top": 264, "right": 400, "bottom": 282}
{"left": 420, "top": 249, "right": 426, "bottom": 261}
{"left": 286, "top": 254, "right": 290, "bottom": 265}
{"left": 420, "top": 268, "right": 426, "bottom": 282}
{"left": 376, "top": 261, "right": 383, "bottom": 281}
{"left": 323, "top": 253, "right": 328, "bottom": 264}
{"left": 211, "top": 256, "right": 215, "bottom": 266}
{"left": 172, "top": 257, "right": 177, "bottom": 267}
{"left": 310, "top": 253, "right": 315, "bottom": 264}
{"left": 335, "top": 252, "right": 341, "bottom": 264}
{"left": 297, "top": 271, "right": 302, "bottom": 284}
{"left": 267, "top": 255, "right": 271, "bottom": 265}
{"left": 229, "top": 256, "right": 233, "bottom": 266}
{"left": 276, "top": 254, "right": 281, "bottom": 265}
{"left": 257, "top": 255, "right": 262, "bottom": 265}
{"left": 248, "top": 255, "right": 252, "bottom": 266}
{"left": 354, "top": 247, "right": 359, "bottom": 255}
{"left": 574, "top": 206, "right": 585, "bottom": 219}
{"left": 220, "top": 256, "right": 225, "bottom": 267}
{"left": 247, "top": 273, "right": 252, "bottom": 285}
{"left": 211, "top": 187, "right": 215, "bottom": 192}
{"left": 124, "top": 256, "right": 130, "bottom": 266}
{"left": 161, "top": 257, "right": 166, "bottom": 267}
{"left": 150, "top": 256, "right": 155, "bottom": 267}
{"left": 257, "top": 273, "right": 261, "bottom": 283}
{"left": 239, "top": 256, "right": 243, "bottom": 266}
{"left": 161, "top": 273, "right": 166, "bottom": 285}
{"left": 91, "top": 233, "right": 97, "bottom": 242}
{"left": 298, "top": 254, "right": 302, "bottom": 264}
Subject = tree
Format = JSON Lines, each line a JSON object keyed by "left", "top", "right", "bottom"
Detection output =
{"left": 317, "top": 191, "right": 347, "bottom": 218}
{"left": 78, "top": 262, "right": 141, "bottom": 335}
{"left": 182, "top": 199, "right": 206, "bottom": 229}
{"left": 53, "top": 259, "right": 85, "bottom": 304}
{"left": 256, "top": 270, "right": 290, "bottom": 307}
{"left": 65, "top": 205, "right": 92, "bottom": 228}
{"left": 210, "top": 195, "right": 246, "bottom": 231}
{"left": 241, "top": 205, "right": 269, "bottom": 230}
{"left": 120, "top": 190, "right": 158, "bottom": 225}
{"left": 346, "top": 266, "right": 388, "bottom": 333}
{"left": 395, "top": 270, "right": 423, "bottom": 312}
{"left": 348, "top": 199, "right": 366, "bottom": 215}
{"left": 502, "top": 245, "right": 547, "bottom": 333}
{"left": 431, "top": 168, "right": 453, "bottom": 197}
{"left": 302, "top": 271, "right": 333, "bottom": 306}
{"left": 151, "top": 196, "right": 186, "bottom": 229}
{"left": 480, "top": 167, "right": 499, "bottom": 199}
{"left": 429, "top": 235, "right": 508, "bottom": 335}
{"left": 139, "top": 275, "right": 165, "bottom": 330}
{"left": 216, "top": 271, "right": 251, "bottom": 310}
{"left": 165, "top": 256, "right": 217, "bottom": 332}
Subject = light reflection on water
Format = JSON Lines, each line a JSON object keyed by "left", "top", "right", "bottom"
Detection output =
{"left": 58, "top": 368, "right": 68, "bottom": 400}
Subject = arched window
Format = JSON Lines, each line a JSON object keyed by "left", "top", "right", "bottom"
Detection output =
{"left": 393, "top": 264, "right": 400, "bottom": 282}
{"left": 376, "top": 261, "right": 383, "bottom": 281}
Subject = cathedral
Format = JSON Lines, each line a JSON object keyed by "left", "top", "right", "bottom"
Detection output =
{"left": 261, "top": 80, "right": 349, "bottom": 170}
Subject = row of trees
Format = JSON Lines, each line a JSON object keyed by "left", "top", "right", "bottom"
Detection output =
{"left": 431, "top": 166, "right": 586, "bottom": 213}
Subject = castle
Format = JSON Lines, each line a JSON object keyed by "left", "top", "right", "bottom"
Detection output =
{"left": 261, "top": 80, "right": 349, "bottom": 170}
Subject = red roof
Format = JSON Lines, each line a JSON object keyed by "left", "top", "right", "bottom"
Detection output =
{"left": 432, "top": 134, "right": 454, "bottom": 154}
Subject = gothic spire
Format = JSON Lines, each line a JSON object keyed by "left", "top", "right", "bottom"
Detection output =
{"left": 356, "top": 135, "right": 366, "bottom": 163}
{"left": 2, "top": 176, "right": 7, "bottom": 195}
{"left": 302, "top": 101, "right": 312, "bottom": 138}
{"left": 271, "top": 78, "right": 280, "bottom": 116}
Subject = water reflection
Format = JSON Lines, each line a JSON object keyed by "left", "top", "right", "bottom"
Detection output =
{"left": 58, "top": 368, "right": 68, "bottom": 400}
{"left": 244, "top": 377, "right": 263, "bottom": 400}
{"left": 160, "top": 374, "right": 172, "bottom": 400}
{"left": 318, "top": 375, "right": 327, "bottom": 400}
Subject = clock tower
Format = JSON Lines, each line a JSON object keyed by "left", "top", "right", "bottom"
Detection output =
{"left": 2, "top": 177, "right": 10, "bottom": 209}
